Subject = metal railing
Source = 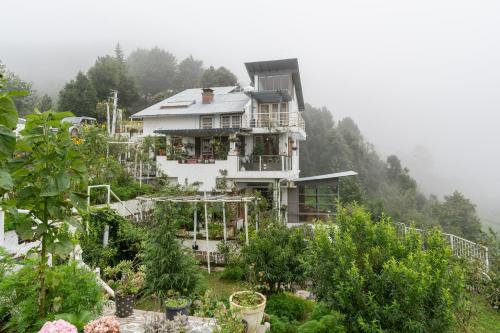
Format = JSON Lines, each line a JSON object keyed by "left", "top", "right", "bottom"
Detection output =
{"left": 248, "top": 111, "right": 305, "bottom": 131}
{"left": 238, "top": 155, "right": 292, "bottom": 172}
{"left": 394, "top": 222, "right": 489, "bottom": 271}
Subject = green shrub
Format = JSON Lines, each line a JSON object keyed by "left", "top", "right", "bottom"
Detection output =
{"left": 80, "top": 208, "right": 146, "bottom": 269}
{"left": 0, "top": 261, "right": 103, "bottom": 333}
{"left": 144, "top": 203, "right": 202, "bottom": 297}
{"left": 266, "top": 293, "right": 314, "bottom": 322}
{"left": 242, "top": 223, "right": 308, "bottom": 293}
{"left": 308, "top": 204, "right": 465, "bottom": 332}
{"left": 220, "top": 265, "right": 245, "bottom": 281}
{"left": 269, "top": 316, "right": 298, "bottom": 333}
{"left": 297, "top": 314, "right": 346, "bottom": 333}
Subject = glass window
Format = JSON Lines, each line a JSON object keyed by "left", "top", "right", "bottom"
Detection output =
{"left": 200, "top": 116, "right": 213, "bottom": 129}
{"left": 221, "top": 114, "right": 241, "bottom": 128}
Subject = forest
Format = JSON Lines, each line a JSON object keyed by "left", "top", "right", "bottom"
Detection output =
{"left": 0, "top": 44, "right": 494, "bottom": 244}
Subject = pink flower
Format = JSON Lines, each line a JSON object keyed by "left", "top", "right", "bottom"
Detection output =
{"left": 84, "top": 316, "right": 120, "bottom": 333}
{"left": 39, "top": 319, "right": 78, "bottom": 333}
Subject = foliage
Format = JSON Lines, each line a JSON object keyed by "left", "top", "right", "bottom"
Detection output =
{"left": 213, "top": 304, "right": 245, "bottom": 333}
{"left": 10, "top": 110, "right": 88, "bottom": 316}
{"left": 143, "top": 313, "right": 189, "bottom": 333}
{"left": 0, "top": 261, "right": 103, "bottom": 333}
{"left": 80, "top": 208, "right": 146, "bottom": 268}
{"left": 0, "top": 61, "right": 37, "bottom": 116}
{"left": 0, "top": 247, "right": 14, "bottom": 278}
{"left": 231, "top": 291, "right": 264, "bottom": 307}
{"left": 127, "top": 47, "right": 178, "bottom": 96}
{"left": 54, "top": 311, "right": 93, "bottom": 332}
{"left": 38, "top": 94, "right": 53, "bottom": 112}
{"left": 83, "top": 316, "right": 120, "bottom": 333}
{"left": 165, "top": 297, "right": 190, "bottom": 308}
{"left": 87, "top": 54, "right": 139, "bottom": 110}
{"left": 242, "top": 223, "right": 308, "bottom": 293}
{"left": 175, "top": 55, "right": 204, "bottom": 91}
{"left": 104, "top": 260, "right": 145, "bottom": 296}
{"left": 307, "top": 204, "right": 466, "bottom": 332}
{"left": 58, "top": 72, "right": 98, "bottom": 117}
{"left": 200, "top": 66, "right": 238, "bottom": 87}
{"left": 38, "top": 319, "right": 77, "bottom": 333}
{"left": 266, "top": 293, "right": 314, "bottom": 322}
{"left": 297, "top": 314, "right": 346, "bottom": 333}
{"left": 0, "top": 72, "right": 20, "bottom": 196}
{"left": 143, "top": 202, "right": 202, "bottom": 297}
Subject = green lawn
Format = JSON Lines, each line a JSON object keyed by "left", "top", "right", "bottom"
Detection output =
{"left": 472, "top": 302, "right": 500, "bottom": 333}
{"left": 135, "top": 266, "right": 247, "bottom": 311}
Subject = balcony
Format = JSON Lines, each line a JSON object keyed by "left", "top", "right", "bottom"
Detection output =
{"left": 238, "top": 155, "right": 292, "bottom": 172}
{"left": 247, "top": 111, "right": 305, "bottom": 131}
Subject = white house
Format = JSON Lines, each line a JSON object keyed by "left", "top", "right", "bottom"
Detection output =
{"left": 132, "top": 58, "right": 357, "bottom": 224}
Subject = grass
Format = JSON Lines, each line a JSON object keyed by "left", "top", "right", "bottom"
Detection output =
{"left": 472, "top": 302, "right": 500, "bottom": 333}
{"left": 135, "top": 266, "right": 247, "bottom": 311}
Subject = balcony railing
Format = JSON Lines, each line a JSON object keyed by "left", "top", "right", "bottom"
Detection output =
{"left": 238, "top": 155, "right": 292, "bottom": 172}
{"left": 247, "top": 112, "right": 305, "bottom": 131}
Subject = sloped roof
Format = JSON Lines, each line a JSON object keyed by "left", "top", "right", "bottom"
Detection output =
{"left": 131, "top": 86, "right": 249, "bottom": 118}
{"left": 295, "top": 171, "right": 358, "bottom": 182}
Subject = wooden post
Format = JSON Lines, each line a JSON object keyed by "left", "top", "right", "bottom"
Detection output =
{"left": 193, "top": 202, "right": 198, "bottom": 246}
{"left": 204, "top": 202, "right": 211, "bottom": 274}
{"left": 222, "top": 201, "right": 227, "bottom": 243}
{"left": 244, "top": 201, "right": 249, "bottom": 245}
{"left": 0, "top": 209, "right": 4, "bottom": 247}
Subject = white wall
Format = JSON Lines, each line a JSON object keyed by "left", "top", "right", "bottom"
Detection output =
{"left": 143, "top": 115, "right": 199, "bottom": 135}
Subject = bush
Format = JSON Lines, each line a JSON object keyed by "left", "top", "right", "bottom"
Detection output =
{"left": 80, "top": 208, "right": 146, "bottom": 269}
{"left": 308, "top": 204, "right": 465, "bottom": 332}
{"left": 269, "top": 316, "right": 297, "bottom": 333}
{"left": 144, "top": 203, "right": 202, "bottom": 297}
{"left": 266, "top": 293, "right": 314, "bottom": 322}
{"left": 0, "top": 261, "right": 103, "bottom": 333}
{"left": 297, "top": 314, "right": 345, "bottom": 333}
{"left": 242, "top": 223, "right": 308, "bottom": 293}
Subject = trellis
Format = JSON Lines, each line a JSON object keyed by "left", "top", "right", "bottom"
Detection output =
{"left": 143, "top": 194, "right": 259, "bottom": 274}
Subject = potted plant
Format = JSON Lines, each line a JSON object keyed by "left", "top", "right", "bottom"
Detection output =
{"left": 229, "top": 291, "right": 266, "bottom": 333}
{"left": 105, "top": 260, "right": 145, "bottom": 318}
{"left": 165, "top": 293, "right": 192, "bottom": 320}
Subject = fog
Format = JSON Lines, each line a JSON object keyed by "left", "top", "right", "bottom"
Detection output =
{"left": 2, "top": 0, "right": 499, "bottom": 229}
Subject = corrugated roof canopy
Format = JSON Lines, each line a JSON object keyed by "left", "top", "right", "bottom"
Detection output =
{"left": 245, "top": 58, "right": 305, "bottom": 111}
{"left": 131, "top": 86, "right": 249, "bottom": 118}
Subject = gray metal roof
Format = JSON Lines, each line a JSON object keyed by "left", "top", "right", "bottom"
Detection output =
{"left": 131, "top": 86, "right": 249, "bottom": 118}
{"left": 295, "top": 171, "right": 358, "bottom": 182}
{"left": 245, "top": 58, "right": 305, "bottom": 111}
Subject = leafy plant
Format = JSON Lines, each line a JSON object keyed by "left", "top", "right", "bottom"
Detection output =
{"left": 242, "top": 223, "right": 308, "bottom": 293}
{"left": 307, "top": 204, "right": 466, "bottom": 332}
{"left": 10, "top": 111, "right": 88, "bottom": 317}
{"left": 104, "top": 260, "right": 145, "bottom": 296}
{"left": 0, "top": 261, "right": 103, "bottom": 333}
{"left": 231, "top": 291, "right": 264, "bottom": 307}
{"left": 54, "top": 312, "right": 93, "bottom": 332}
{"left": 266, "top": 293, "right": 314, "bottom": 322}
{"left": 38, "top": 319, "right": 78, "bottom": 333}
{"left": 165, "top": 297, "right": 190, "bottom": 308}
{"left": 144, "top": 202, "right": 202, "bottom": 297}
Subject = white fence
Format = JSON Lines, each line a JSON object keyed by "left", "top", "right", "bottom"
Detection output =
{"left": 394, "top": 222, "right": 489, "bottom": 271}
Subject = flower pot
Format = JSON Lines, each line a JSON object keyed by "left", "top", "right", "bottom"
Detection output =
{"left": 115, "top": 294, "right": 135, "bottom": 318}
{"left": 165, "top": 297, "right": 192, "bottom": 320}
{"left": 229, "top": 291, "right": 266, "bottom": 333}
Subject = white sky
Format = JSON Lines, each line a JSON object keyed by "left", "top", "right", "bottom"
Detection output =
{"left": 2, "top": 0, "right": 500, "bottom": 228}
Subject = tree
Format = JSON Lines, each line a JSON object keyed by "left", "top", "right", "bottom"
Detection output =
{"left": 308, "top": 204, "right": 466, "bottom": 332}
{"left": 37, "top": 94, "right": 53, "bottom": 112}
{"left": 12, "top": 111, "right": 88, "bottom": 316}
{"left": 200, "top": 66, "right": 238, "bottom": 87}
{"left": 175, "top": 55, "right": 204, "bottom": 91}
{"left": 87, "top": 55, "right": 139, "bottom": 109}
{"left": 58, "top": 72, "right": 98, "bottom": 117}
{"left": 432, "top": 191, "right": 483, "bottom": 240}
{"left": 0, "top": 61, "right": 38, "bottom": 116}
{"left": 114, "top": 43, "right": 125, "bottom": 64}
{"left": 127, "top": 47, "right": 177, "bottom": 96}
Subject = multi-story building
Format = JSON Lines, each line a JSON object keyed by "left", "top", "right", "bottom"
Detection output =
{"left": 132, "top": 58, "right": 355, "bottom": 223}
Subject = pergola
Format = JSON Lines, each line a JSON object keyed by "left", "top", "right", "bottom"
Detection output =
{"left": 142, "top": 194, "right": 259, "bottom": 273}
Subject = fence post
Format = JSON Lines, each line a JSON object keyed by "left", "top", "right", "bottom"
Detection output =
{"left": 0, "top": 209, "right": 4, "bottom": 247}
{"left": 259, "top": 156, "right": 262, "bottom": 171}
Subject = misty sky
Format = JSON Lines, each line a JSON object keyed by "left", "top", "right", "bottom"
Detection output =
{"left": 2, "top": 0, "right": 500, "bottom": 228}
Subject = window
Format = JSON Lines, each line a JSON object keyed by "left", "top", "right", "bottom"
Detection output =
{"left": 258, "top": 103, "right": 288, "bottom": 126}
{"left": 258, "top": 74, "right": 290, "bottom": 91}
{"left": 200, "top": 116, "right": 213, "bottom": 129}
{"left": 221, "top": 114, "right": 241, "bottom": 128}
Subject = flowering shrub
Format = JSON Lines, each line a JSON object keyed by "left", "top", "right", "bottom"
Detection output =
{"left": 83, "top": 316, "right": 120, "bottom": 333}
{"left": 38, "top": 319, "right": 77, "bottom": 333}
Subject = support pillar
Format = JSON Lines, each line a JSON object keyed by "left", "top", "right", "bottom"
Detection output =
{"left": 193, "top": 202, "right": 197, "bottom": 245}
{"left": 244, "top": 202, "right": 249, "bottom": 245}
{"left": 222, "top": 202, "right": 227, "bottom": 243}
{"left": 204, "top": 202, "right": 211, "bottom": 274}
{"left": 0, "top": 209, "right": 4, "bottom": 247}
